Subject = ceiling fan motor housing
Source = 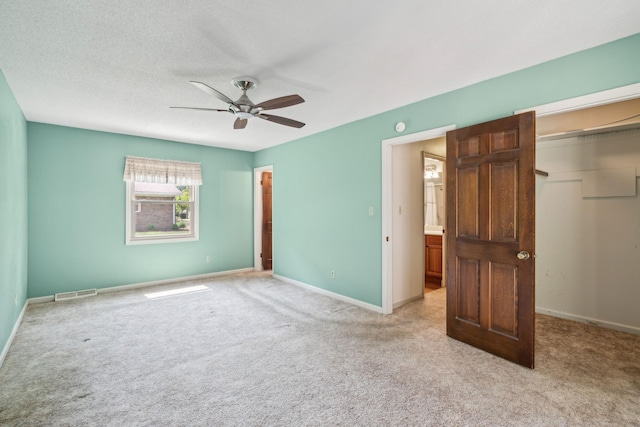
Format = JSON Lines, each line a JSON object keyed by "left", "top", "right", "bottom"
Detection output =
{"left": 231, "top": 78, "right": 260, "bottom": 119}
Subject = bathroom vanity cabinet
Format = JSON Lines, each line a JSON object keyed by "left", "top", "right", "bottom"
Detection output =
{"left": 425, "top": 234, "right": 443, "bottom": 286}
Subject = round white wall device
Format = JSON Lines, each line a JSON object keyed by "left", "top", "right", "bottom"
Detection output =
{"left": 395, "top": 122, "right": 406, "bottom": 132}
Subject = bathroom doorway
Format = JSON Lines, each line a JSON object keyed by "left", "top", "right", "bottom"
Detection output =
{"left": 381, "top": 127, "right": 452, "bottom": 313}
{"left": 423, "top": 153, "right": 445, "bottom": 293}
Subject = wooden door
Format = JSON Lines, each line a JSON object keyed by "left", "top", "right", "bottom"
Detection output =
{"left": 445, "top": 112, "right": 536, "bottom": 368}
{"left": 261, "top": 171, "right": 273, "bottom": 270}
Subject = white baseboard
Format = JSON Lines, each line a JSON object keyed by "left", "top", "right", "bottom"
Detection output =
{"left": 29, "top": 295, "right": 55, "bottom": 304}
{"left": 97, "top": 268, "right": 254, "bottom": 294}
{"left": 536, "top": 307, "right": 640, "bottom": 336}
{"left": 274, "top": 274, "right": 383, "bottom": 314}
{"left": 0, "top": 300, "right": 28, "bottom": 369}
{"left": 28, "top": 268, "right": 255, "bottom": 305}
{"left": 393, "top": 294, "right": 424, "bottom": 309}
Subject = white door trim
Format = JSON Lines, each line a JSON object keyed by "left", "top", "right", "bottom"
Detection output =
{"left": 254, "top": 165, "right": 273, "bottom": 272}
{"left": 381, "top": 125, "right": 455, "bottom": 314}
{"left": 515, "top": 82, "right": 640, "bottom": 117}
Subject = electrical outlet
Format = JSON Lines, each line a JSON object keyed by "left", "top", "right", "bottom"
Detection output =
{"left": 206, "top": 256, "right": 211, "bottom": 263}
{"left": 14, "top": 294, "right": 18, "bottom": 306}
{"left": 330, "top": 270, "right": 335, "bottom": 279}
{"left": 368, "top": 206, "right": 374, "bottom": 216}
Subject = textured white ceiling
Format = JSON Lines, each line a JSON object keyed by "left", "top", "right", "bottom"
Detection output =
{"left": 1, "top": 1, "right": 639, "bottom": 152}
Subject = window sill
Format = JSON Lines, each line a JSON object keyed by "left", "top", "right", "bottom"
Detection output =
{"left": 126, "top": 235, "right": 199, "bottom": 245}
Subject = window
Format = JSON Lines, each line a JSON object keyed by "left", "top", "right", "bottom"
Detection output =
{"left": 123, "top": 156, "right": 202, "bottom": 245}
{"left": 126, "top": 182, "right": 199, "bottom": 244}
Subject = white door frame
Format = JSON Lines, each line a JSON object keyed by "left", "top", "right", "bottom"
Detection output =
{"left": 381, "top": 125, "right": 455, "bottom": 314}
{"left": 254, "top": 165, "right": 274, "bottom": 272}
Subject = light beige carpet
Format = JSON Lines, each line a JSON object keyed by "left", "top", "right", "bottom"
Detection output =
{"left": 1, "top": 272, "right": 638, "bottom": 426}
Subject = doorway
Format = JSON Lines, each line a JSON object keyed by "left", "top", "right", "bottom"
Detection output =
{"left": 381, "top": 125, "right": 454, "bottom": 314}
{"left": 254, "top": 165, "right": 274, "bottom": 272}
{"left": 423, "top": 153, "right": 445, "bottom": 293}
{"left": 517, "top": 83, "right": 640, "bottom": 335}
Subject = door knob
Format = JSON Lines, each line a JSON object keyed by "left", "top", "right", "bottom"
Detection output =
{"left": 517, "top": 251, "right": 530, "bottom": 260}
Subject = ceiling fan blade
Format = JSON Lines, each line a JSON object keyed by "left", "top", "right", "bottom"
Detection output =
{"left": 190, "top": 81, "right": 237, "bottom": 106}
{"left": 170, "top": 106, "right": 229, "bottom": 112}
{"left": 234, "top": 118, "right": 248, "bottom": 129}
{"left": 255, "top": 94, "right": 305, "bottom": 110}
{"left": 257, "top": 113, "right": 305, "bottom": 128}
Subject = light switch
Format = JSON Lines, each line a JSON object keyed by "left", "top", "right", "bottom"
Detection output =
{"left": 368, "top": 206, "right": 374, "bottom": 216}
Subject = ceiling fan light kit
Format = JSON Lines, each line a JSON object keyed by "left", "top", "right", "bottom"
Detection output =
{"left": 171, "top": 76, "right": 305, "bottom": 130}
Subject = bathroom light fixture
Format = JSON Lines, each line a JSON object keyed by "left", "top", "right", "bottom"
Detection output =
{"left": 424, "top": 165, "right": 439, "bottom": 179}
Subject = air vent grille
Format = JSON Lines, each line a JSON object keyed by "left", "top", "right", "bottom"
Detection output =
{"left": 54, "top": 289, "right": 97, "bottom": 302}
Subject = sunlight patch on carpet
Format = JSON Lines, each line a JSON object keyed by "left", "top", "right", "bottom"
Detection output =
{"left": 144, "top": 285, "right": 209, "bottom": 299}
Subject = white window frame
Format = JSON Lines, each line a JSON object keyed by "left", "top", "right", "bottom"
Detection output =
{"left": 125, "top": 182, "right": 199, "bottom": 245}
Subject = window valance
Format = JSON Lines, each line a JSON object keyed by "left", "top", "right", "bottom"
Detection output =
{"left": 123, "top": 156, "right": 202, "bottom": 186}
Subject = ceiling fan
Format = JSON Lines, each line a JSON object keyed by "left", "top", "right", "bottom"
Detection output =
{"left": 171, "top": 77, "right": 305, "bottom": 130}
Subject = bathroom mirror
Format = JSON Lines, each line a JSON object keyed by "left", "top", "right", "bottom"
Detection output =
{"left": 423, "top": 152, "right": 445, "bottom": 234}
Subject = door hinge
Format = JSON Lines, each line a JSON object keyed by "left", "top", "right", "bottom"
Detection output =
{"left": 260, "top": 253, "right": 263, "bottom": 258}
{"left": 386, "top": 236, "right": 389, "bottom": 242}
{"left": 260, "top": 180, "right": 263, "bottom": 185}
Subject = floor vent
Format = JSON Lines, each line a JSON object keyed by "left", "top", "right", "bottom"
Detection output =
{"left": 54, "top": 289, "right": 98, "bottom": 302}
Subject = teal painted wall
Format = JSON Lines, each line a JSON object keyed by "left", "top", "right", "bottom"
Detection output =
{"left": 255, "top": 33, "right": 640, "bottom": 307}
{"left": 28, "top": 124, "right": 254, "bottom": 298}
{"left": 0, "top": 70, "right": 28, "bottom": 353}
